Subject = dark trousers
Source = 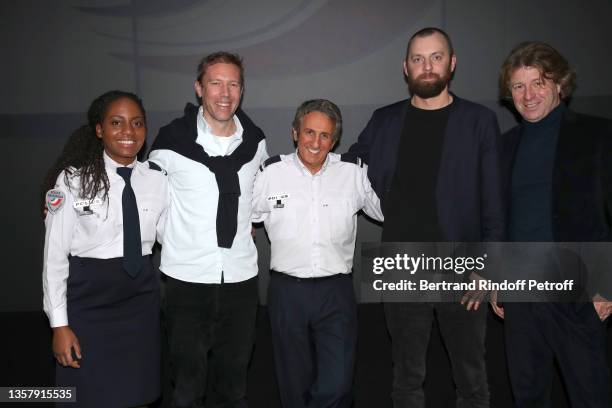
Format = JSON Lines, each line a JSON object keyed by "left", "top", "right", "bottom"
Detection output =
{"left": 505, "top": 303, "right": 611, "bottom": 408}
{"left": 268, "top": 272, "right": 357, "bottom": 408}
{"left": 164, "top": 275, "right": 258, "bottom": 408}
{"left": 384, "top": 302, "right": 489, "bottom": 408}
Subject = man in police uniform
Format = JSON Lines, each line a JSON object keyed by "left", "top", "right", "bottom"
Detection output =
{"left": 252, "top": 99, "right": 383, "bottom": 408}
{"left": 149, "top": 52, "right": 267, "bottom": 408}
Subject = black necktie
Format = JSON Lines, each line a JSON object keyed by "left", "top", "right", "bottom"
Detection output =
{"left": 117, "top": 167, "right": 142, "bottom": 278}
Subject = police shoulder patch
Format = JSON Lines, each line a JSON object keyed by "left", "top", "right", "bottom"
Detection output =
{"left": 259, "top": 155, "right": 282, "bottom": 172}
{"left": 340, "top": 153, "right": 363, "bottom": 167}
{"left": 46, "top": 189, "right": 66, "bottom": 214}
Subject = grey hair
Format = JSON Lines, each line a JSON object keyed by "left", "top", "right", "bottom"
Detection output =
{"left": 292, "top": 99, "right": 342, "bottom": 142}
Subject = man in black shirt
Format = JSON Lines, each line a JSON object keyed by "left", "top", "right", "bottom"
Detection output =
{"left": 495, "top": 41, "right": 612, "bottom": 407}
{"left": 348, "top": 27, "right": 504, "bottom": 408}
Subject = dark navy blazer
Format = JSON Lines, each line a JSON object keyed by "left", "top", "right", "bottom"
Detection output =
{"left": 503, "top": 108, "right": 612, "bottom": 298}
{"left": 502, "top": 108, "right": 612, "bottom": 242}
{"left": 347, "top": 96, "right": 505, "bottom": 242}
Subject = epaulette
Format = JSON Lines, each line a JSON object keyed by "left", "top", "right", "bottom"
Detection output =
{"left": 340, "top": 153, "right": 363, "bottom": 168}
{"left": 148, "top": 161, "right": 167, "bottom": 175}
{"left": 259, "top": 155, "right": 282, "bottom": 172}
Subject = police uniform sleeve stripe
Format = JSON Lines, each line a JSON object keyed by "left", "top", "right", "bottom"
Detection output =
{"left": 259, "top": 155, "right": 282, "bottom": 172}
{"left": 148, "top": 150, "right": 174, "bottom": 175}
{"left": 148, "top": 161, "right": 167, "bottom": 175}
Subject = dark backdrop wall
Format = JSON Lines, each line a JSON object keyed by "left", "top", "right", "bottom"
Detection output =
{"left": 2, "top": 0, "right": 612, "bottom": 311}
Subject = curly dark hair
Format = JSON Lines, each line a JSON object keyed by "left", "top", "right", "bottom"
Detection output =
{"left": 499, "top": 41, "right": 576, "bottom": 100}
{"left": 41, "top": 90, "right": 146, "bottom": 216}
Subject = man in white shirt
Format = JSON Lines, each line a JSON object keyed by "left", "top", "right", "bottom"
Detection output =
{"left": 252, "top": 99, "right": 383, "bottom": 408}
{"left": 149, "top": 52, "right": 267, "bottom": 408}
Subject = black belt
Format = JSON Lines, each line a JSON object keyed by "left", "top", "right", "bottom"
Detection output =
{"left": 270, "top": 270, "right": 351, "bottom": 282}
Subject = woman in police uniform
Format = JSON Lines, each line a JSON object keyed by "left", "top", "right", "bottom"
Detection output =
{"left": 41, "top": 90, "right": 167, "bottom": 407}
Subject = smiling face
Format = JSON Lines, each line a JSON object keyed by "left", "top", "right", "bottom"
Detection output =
{"left": 195, "top": 62, "right": 242, "bottom": 134}
{"left": 293, "top": 111, "right": 336, "bottom": 174}
{"left": 510, "top": 65, "right": 561, "bottom": 123}
{"left": 404, "top": 32, "right": 456, "bottom": 99}
{"left": 95, "top": 97, "right": 146, "bottom": 165}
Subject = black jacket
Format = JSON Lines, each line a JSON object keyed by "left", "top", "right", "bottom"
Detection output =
{"left": 503, "top": 108, "right": 612, "bottom": 298}
{"left": 347, "top": 96, "right": 505, "bottom": 242}
{"left": 502, "top": 108, "right": 612, "bottom": 242}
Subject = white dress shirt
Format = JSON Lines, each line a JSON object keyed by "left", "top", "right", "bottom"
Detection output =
{"left": 149, "top": 107, "right": 268, "bottom": 283}
{"left": 42, "top": 153, "right": 168, "bottom": 327}
{"left": 252, "top": 152, "right": 383, "bottom": 278}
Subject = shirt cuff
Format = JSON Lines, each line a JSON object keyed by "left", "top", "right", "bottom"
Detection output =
{"left": 48, "top": 308, "right": 68, "bottom": 328}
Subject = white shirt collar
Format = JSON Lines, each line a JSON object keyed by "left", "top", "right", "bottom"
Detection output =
{"left": 196, "top": 106, "right": 244, "bottom": 156}
{"left": 103, "top": 151, "right": 137, "bottom": 173}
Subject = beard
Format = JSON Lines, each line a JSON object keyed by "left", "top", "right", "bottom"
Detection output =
{"left": 407, "top": 67, "right": 452, "bottom": 99}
